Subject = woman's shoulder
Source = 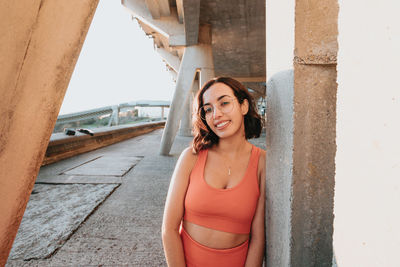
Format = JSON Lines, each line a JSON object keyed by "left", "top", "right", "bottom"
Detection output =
{"left": 254, "top": 147, "right": 266, "bottom": 187}
{"left": 181, "top": 146, "right": 198, "bottom": 158}
{"left": 178, "top": 147, "right": 200, "bottom": 167}
{"left": 255, "top": 146, "right": 266, "bottom": 169}
{"left": 172, "top": 147, "right": 200, "bottom": 180}
{"left": 258, "top": 147, "right": 266, "bottom": 159}
{"left": 251, "top": 144, "right": 266, "bottom": 159}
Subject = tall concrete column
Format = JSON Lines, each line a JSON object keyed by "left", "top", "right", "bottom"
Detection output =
{"left": 265, "top": 70, "right": 294, "bottom": 267}
{"left": 199, "top": 67, "right": 215, "bottom": 89}
{"left": 160, "top": 44, "right": 214, "bottom": 155}
{"left": 292, "top": 0, "right": 338, "bottom": 265}
{"left": 178, "top": 79, "right": 198, "bottom": 137}
{"left": 0, "top": 1, "right": 99, "bottom": 265}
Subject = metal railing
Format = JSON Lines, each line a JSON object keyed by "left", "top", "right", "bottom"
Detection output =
{"left": 55, "top": 100, "right": 170, "bottom": 130}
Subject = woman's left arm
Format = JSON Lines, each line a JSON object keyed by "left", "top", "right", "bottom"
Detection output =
{"left": 245, "top": 149, "right": 266, "bottom": 267}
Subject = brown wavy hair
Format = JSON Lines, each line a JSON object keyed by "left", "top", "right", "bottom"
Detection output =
{"left": 192, "top": 77, "right": 262, "bottom": 153}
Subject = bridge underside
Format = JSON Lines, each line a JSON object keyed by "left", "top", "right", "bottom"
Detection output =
{"left": 122, "top": 0, "right": 266, "bottom": 154}
{"left": 6, "top": 0, "right": 396, "bottom": 266}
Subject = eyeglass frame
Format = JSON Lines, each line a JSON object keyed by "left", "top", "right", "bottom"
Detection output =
{"left": 198, "top": 95, "right": 239, "bottom": 120}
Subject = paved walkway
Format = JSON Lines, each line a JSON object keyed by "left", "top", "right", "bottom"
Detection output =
{"left": 6, "top": 129, "right": 266, "bottom": 267}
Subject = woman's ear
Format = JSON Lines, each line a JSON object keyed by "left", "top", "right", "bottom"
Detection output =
{"left": 241, "top": 99, "right": 249, "bottom": 115}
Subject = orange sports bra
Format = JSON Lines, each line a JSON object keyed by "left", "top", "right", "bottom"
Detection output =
{"left": 183, "top": 145, "right": 261, "bottom": 234}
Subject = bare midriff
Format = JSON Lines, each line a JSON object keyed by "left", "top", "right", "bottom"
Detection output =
{"left": 183, "top": 220, "right": 249, "bottom": 249}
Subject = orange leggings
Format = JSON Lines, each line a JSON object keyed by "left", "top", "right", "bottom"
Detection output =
{"left": 179, "top": 226, "right": 249, "bottom": 267}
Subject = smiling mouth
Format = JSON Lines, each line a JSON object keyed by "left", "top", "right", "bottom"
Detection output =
{"left": 215, "top": 121, "right": 230, "bottom": 129}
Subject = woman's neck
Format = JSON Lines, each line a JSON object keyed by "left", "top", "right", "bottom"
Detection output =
{"left": 215, "top": 133, "right": 250, "bottom": 155}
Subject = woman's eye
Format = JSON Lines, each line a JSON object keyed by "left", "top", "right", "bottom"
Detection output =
{"left": 221, "top": 101, "right": 230, "bottom": 106}
{"left": 204, "top": 107, "right": 213, "bottom": 113}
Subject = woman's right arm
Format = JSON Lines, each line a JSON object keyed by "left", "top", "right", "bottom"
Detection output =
{"left": 162, "top": 147, "right": 197, "bottom": 267}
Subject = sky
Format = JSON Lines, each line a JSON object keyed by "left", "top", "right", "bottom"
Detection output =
{"left": 59, "top": 1, "right": 176, "bottom": 115}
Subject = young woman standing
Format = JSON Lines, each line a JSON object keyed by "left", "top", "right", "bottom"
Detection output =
{"left": 162, "top": 77, "right": 266, "bottom": 266}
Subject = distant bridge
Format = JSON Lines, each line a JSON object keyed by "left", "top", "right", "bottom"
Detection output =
{"left": 56, "top": 100, "right": 171, "bottom": 127}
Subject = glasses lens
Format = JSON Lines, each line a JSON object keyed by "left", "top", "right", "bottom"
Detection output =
{"left": 218, "top": 96, "right": 234, "bottom": 114}
{"left": 199, "top": 96, "right": 235, "bottom": 120}
{"left": 200, "top": 105, "right": 213, "bottom": 120}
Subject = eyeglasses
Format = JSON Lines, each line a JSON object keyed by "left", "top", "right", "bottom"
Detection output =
{"left": 199, "top": 96, "right": 236, "bottom": 120}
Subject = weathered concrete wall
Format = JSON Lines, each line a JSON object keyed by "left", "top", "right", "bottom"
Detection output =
{"left": 265, "top": 70, "right": 294, "bottom": 267}
{"left": 292, "top": 0, "right": 338, "bottom": 265}
{"left": 0, "top": 1, "right": 99, "bottom": 264}
{"left": 334, "top": 1, "right": 400, "bottom": 266}
{"left": 266, "top": 0, "right": 295, "bottom": 78}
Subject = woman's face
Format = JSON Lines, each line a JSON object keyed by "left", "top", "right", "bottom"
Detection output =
{"left": 201, "top": 82, "right": 249, "bottom": 139}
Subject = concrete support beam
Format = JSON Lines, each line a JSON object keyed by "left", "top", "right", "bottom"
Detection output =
{"left": 167, "top": 68, "right": 178, "bottom": 81}
{"left": 265, "top": 70, "right": 294, "bottom": 267}
{"left": 176, "top": 0, "right": 184, "bottom": 23}
{"left": 156, "top": 47, "right": 181, "bottom": 72}
{"left": 178, "top": 79, "right": 199, "bottom": 136}
{"left": 145, "top": 0, "right": 161, "bottom": 19}
{"left": 145, "top": 0, "right": 170, "bottom": 19}
{"left": 160, "top": 44, "right": 214, "bottom": 155}
{"left": 200, "top": 68, "right": 215, "bottom": 89}
{"left": 291, "top": 0, "right": 338, "bottom": 265}
{"left": 181, "top": 0, "right": 200, "bottom": 46}
{"left": 122, "top": 0, "right": 185, "bottom": 46}
{"left": 158, "top": 0, "right": 170, "bottom": 16}
{"left": 0, "top": 0, "right": 99, "bottom": 265}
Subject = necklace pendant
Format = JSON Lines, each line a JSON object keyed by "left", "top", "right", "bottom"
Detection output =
{"left": 228, "top": 168, "right": 231, "bottom": 176}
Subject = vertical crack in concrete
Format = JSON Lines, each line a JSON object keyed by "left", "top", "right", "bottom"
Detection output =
{"left": 14, "top": 0, "right": 43, "bottom": 92}
{"left": 0, "top": 0, "right": 44, "bottom": 157}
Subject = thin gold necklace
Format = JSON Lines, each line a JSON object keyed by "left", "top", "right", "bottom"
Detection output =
{"left": 221, "top": 142, "right": 248, "bottom": 176}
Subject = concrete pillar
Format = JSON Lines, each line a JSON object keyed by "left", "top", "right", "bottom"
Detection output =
{"left": 178, "top": 79, "right": 199, "bottom": 137}
{"left": 0, "top": 1, "right": 99, "bottom": 265}
{"left": 292, "top": 0, "right": 338, "bottom": 265}
{"left": 159, "top": 44, "right": 214, "bottom": 155}
{"left": 265, "top": 70, "right": 294, "bottom": 267}
{"left": 199, "top": 67, "right": 215, "bottom": 89}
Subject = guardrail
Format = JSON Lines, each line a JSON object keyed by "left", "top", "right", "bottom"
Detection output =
{"left": 56, "top": 100, "right": 170, "bottom": 127}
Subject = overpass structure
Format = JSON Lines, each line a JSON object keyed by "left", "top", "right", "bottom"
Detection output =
{"left": 122, "top": 0, "right": 266, "bottom": 154}
{"left": 56, "top": 100, "right": 170, "bottom": 127}
{"left": 3, "top": 1, "right": 399, "bottom": 266}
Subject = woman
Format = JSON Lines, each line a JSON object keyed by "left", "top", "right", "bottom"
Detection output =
{"left": 162, "top": 77, "right": 266, "bottom": 267}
